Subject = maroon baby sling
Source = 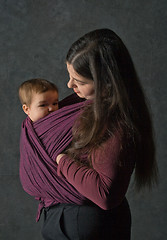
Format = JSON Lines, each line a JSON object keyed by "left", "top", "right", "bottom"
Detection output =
{"left": 19, "top": 94, "right": 89, "bottom": 221}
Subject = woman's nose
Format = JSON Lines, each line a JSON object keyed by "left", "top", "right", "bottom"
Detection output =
{"left": 67, "top": 78, "right": 75, "bottom": 89}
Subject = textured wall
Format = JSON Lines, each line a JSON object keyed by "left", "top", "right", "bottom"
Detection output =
{"left": 0, "top": 0, "right": 166, "bottom": 239}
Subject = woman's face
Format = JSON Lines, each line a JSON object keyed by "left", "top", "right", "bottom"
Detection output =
{"left": 67, "top": 63, "right": 95, "bottom": 100}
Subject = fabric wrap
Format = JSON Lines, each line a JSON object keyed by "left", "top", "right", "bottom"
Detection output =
{"left": 19, "top": 94, "right": 89, "bottom": 221}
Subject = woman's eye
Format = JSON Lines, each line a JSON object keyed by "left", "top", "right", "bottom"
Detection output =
{"left": 76, "top": 81, "right": 86, "bottom": 86}
{"left": 74, "top": 79, "right": 86, "bottom": 85}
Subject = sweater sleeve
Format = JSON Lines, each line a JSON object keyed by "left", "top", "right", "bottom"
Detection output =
{"left": 57, "top": 134, "right": 134, "bottom": 210}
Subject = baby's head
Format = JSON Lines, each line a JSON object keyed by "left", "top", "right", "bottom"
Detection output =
{"left": 19, "top": 78, "right": 59, "bottom": 122}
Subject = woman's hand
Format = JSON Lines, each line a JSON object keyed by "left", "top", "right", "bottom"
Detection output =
{"left": 56, "top": 153, "right": 66, "bottom": 164}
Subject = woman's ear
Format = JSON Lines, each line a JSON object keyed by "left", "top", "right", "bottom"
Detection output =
{"left": 22, "top": 104, "right": 30, "bottom": 116}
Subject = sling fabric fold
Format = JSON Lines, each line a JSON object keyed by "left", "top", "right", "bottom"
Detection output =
{"left": 19, "top": 94, "right": 89, "bottom": 221}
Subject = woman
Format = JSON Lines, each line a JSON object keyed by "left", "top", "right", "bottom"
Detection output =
{"left": 42, "top": 29, "right": 158, "bottom": 240}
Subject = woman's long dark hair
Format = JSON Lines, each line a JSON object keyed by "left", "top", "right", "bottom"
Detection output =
{"left": 66, "top": 28, "right": 158, "bottom": 191}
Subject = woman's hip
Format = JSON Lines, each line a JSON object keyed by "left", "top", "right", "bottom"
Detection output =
{"left": 41, "top": 198, "right": 131, "bottom": 240}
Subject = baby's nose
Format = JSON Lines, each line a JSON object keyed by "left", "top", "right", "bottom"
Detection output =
{"left": 48, "top": 106, "right": 54, "bottom": 112}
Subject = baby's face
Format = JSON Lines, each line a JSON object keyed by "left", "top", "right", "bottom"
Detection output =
{"left": 25, "top": 90, "right": 58, "bottom": 122}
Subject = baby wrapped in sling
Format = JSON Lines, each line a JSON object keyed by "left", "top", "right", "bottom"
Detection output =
{"left": 19, "top": 94, "right": 89, "bottom": 221}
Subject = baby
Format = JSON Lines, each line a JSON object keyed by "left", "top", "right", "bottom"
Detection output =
{"left": 19, "top": 78, "right": 59, "bottom": 122}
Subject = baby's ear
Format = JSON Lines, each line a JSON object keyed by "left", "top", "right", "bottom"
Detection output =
{"left": 22, "top": 104, "right": 29, "bottom": 115}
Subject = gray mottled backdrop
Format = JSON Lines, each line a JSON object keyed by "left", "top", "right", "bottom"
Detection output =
{"left": 0, "top": 0, "right": 166, "bottom": 239}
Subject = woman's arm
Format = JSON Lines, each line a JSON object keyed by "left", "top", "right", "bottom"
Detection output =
{"left": 56, "top": 134, "right": 135, "bottom": 209}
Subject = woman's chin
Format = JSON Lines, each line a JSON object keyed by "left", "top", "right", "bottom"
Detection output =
{"left": 74, "top": 92, "right": 84, "bottom": 98}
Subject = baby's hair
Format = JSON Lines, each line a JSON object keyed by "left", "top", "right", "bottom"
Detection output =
{"left": 18, "top": 78, "right": 58, "bottom": 106}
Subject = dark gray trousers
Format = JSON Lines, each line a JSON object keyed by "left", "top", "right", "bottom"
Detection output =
{"left": 41, "top": 198, "right": 131, "bottom": 240}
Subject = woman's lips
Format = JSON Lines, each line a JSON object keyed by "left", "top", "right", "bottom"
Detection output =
{"left": 73, "top": 89, "right": 80, "bottom": 94}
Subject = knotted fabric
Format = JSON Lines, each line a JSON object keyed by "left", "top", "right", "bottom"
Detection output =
{"left": 19, "top": 94, "right": 90, "bottom": 221}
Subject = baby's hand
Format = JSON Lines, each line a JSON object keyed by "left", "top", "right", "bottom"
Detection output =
{"left": 56, "top": 153, "right": 66, "bottom": 164}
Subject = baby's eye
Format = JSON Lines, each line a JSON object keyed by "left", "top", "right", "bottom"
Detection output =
{"left": 39, "top": 104, "right": 47, "bottom": 107}
{"left": 53, "top": 102, "right": 58, "bottom": 106}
